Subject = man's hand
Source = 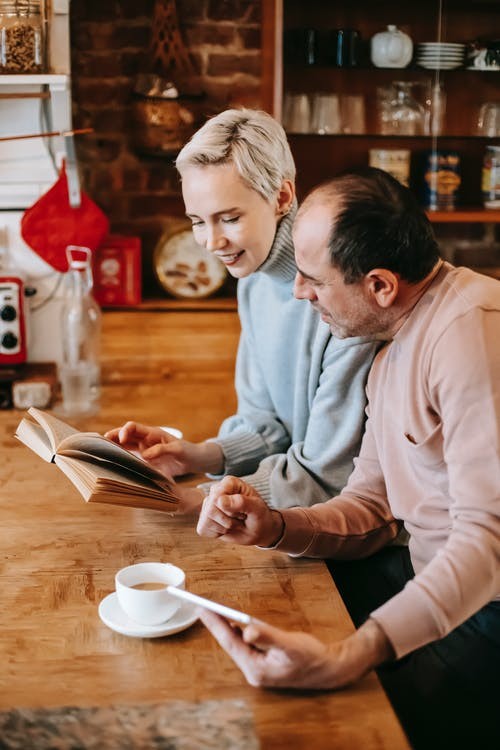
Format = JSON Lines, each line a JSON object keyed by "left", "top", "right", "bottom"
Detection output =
{"left": 200, "top": 610, "right": 394, "bottom": 690}
{"left": 196, "top": 476, "right": 284, "bottom": 547}
{"left": 105, "top": 421, "right": 224, "bottom": 477}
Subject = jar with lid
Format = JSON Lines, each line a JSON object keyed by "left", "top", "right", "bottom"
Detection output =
{"left": 482, "top": 146, "right": 500, "bottom": 209}
{"left": 0, "top": 1, "right": 44, "bottom": 74}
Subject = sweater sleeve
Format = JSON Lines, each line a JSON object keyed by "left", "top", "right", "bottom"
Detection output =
{"left": 241, "top": 336, "right": 379, "bottom": 507}
{"left": 274, "top": 411, "right": 401, "bottom": 556}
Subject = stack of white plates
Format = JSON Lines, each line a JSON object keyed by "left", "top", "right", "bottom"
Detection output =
{"left": 416, "top": 42, "right": 465, "bottom": 70}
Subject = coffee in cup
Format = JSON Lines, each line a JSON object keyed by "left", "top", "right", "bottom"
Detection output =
{"left": 115, "top": 561, "right": 185, "bottom": 626}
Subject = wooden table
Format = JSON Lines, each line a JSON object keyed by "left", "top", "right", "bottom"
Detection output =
{"left": 0, "top": 310, "right": 409, "bottom": 749}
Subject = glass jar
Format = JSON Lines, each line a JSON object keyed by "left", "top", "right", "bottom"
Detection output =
{"left": 0, "top": 0, "right": 44, "bottom": 74}
{"left": 378, "top": 81, "right": 426, "bottom": 136}
{"left": 482, "top": 146, "right": 500, "bottom": 209}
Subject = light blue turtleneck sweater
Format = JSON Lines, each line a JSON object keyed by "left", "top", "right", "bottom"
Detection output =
{"left": 212, "top": 204, "right": 379, "bottom": 508}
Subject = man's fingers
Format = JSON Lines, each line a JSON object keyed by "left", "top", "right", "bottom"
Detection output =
{"left": 217, "top": 493, "right": 248, "bottom": 519}
{"left": 196, "top": 512, "right": 239, "bottom": 538}
{"left": 242, "top": 619, "right": 290, "bottom": 652}
{"left": 199, "top": 610, "right": 254, "bottom": 660}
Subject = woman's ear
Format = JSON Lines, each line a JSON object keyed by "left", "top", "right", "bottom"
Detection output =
{"left": 276, "top": 179, "right": 295, "bottom": 216}
{"left": 364, "top": 269, "right": 400, "bottom": 308}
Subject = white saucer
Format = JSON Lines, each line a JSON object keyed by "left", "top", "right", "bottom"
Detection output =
{"left": 98, "top": 592, "right": 198, "bottom": 638}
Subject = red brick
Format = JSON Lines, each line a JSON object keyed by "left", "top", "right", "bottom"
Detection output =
{"left": 145, "top": 163, "right": 181, "bottom": 191}
{"left": 177, "top": 0, "right": 208, "bottom": 23}
{"left": 207, "top": 52, "right": 261, "bottom": 77}
{"left": 75, "top": 136, "right": 123, "bottom": 163}
{"left": 117, "top": 0, "right": 156, "bottom": 19}
{"left": 127, "top": 194, "right": 185, "bottom": 219}
{"left": 238, "top": 26, "right": 261, "bottom": 50}
{"left": 72, "top": 52, "right": 125, "bottom": 78}
{"left": 207, "top": 0, "right": 259, "bottom": 23}
{"left": 92, "top": 108, "right": 129, "bottom": 134}
{"left": 73, "top": 79, "right": 133, "bottom": 107}
{"left": 184, "top": 23, "right": 236, "bottom": 47}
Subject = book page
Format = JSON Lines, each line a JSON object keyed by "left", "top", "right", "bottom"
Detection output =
{"left": 15, "top": 418, "right": 54, "bottom": 463}
{"left": 57, "top": 435, "right": 173, "bottom": 492}
{"left": 27, "top": 407, "right": 79, "bottom": 452}
{"left": 54, "top": 455, "right": 178, "bottom": 512}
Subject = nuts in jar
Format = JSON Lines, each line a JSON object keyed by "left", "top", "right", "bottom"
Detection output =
{"left": 0, "top": 1, "right": 44, "bottom": 74}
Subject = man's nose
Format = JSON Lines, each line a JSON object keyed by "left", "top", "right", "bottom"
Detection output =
{"left": 293, "top": 272, "right": 315, "bottom": 301}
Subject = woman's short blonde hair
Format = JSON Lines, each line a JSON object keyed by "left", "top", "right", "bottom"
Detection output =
{"left": 176, "top": 108, "right": 296, "bottom": 201}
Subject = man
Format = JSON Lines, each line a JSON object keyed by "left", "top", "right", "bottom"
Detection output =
{"left": 195, "top": 168, "right": 500, "bottom": 749}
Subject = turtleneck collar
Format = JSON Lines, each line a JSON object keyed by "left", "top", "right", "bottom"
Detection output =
{"left": 255, "top": 198, "right": 298, "bottom": 283}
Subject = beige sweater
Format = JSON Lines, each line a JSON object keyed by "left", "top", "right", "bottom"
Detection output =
{"left": 276, "top": 263, "right": 500, "bottom": 658}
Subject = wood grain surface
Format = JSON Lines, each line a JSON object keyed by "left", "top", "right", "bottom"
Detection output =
{"left": 0, "top": 310, "right": 409, "bottom": 749}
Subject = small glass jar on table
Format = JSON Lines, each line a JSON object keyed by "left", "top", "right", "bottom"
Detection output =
{"left": 0, "top": 0, "right": 44, "bottom": 74}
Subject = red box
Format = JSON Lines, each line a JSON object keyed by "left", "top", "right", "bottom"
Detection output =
{"left": 92, "top": 236, "right": 142, "bottom": 307}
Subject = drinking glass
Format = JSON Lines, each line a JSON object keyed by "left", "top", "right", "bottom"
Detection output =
{"left": 340, "top": 94, "right": 366, "bottom": 134}
{"left": 310, "top": 93, "right": 341, "bottom": 134}
{"left": 424, "top": 82, "right": 446, "bottom": 136}
{"left": 477, "top": 102, "right": 500, "bottom": 137}
{"left": 282, "top": 92, "right": 311, "bottom": 133}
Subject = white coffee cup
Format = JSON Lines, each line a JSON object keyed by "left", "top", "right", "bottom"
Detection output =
{"left": 115, "top": 562, "right": 185, "bottom": 626}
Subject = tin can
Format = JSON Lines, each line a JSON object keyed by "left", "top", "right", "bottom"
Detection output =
{"left": 423, "top": 150, "right": 461, "bottom": 211}
{"left": 482, "top": 145, "right": 500, "bottom": 209}
{"left": 369, "top": 148, "right": 410, "bottom": 186}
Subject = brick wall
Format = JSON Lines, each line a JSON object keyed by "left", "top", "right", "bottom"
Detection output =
{"left": 70, "top": 0, "right": 263, "bottom": 297}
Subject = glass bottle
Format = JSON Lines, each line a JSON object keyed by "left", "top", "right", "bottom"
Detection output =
{"left": 58, "top": 246, "right": 101, "bottom": 417}
{"left": 0, "top": 0, "right": 44, "bottom": 74}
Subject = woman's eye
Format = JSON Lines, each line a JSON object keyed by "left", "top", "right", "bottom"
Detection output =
{"left": 222, "top": 216, "right": 239, "bottom": 224}
{"left": 191, "top": 221, "right": 204, "bottom": 228}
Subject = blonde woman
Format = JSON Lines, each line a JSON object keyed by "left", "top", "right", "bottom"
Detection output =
{"left": 107, "top": 109, "right": 378, "bottom": 512}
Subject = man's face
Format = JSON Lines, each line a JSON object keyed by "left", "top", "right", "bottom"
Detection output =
{"left": 293, "top": 200, "right": 383, "bottom": 339}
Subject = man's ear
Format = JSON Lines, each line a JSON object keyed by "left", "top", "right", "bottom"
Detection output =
{"left": 364, "top": 269, "right": 399, "bottom": 308}
{"left": 276, "top": 179, "right": 295, "bottom": 216}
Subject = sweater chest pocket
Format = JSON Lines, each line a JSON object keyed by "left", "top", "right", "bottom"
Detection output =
{"left": 403, "top": 421, "right": 446, "bottom": 469}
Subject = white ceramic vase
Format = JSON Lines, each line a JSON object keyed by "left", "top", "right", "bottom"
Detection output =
{"left": 370, "top": 25, "right": 413, "bottom": 68}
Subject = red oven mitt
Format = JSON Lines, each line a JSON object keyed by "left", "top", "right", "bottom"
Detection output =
{"left": 21, "top": 162, "right": 109, "bottom": 273}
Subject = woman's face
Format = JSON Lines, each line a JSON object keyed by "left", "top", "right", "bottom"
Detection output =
{"left": 181, "top": 163, "right": 287, "bottom": 278}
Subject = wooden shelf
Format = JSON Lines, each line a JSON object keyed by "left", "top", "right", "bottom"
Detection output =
{"left": 426, "top": 209, "right": 500, "bottom": 223}
{"left": 103, "top": 296, "right": 238, "bottom": 313}
{"left": 287, "top": 133, "right": 500, "bottom": 141}
{"left": 0, "top": 74, "right": 69, "bottom": 90}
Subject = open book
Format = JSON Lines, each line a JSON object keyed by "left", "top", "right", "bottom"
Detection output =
{"left": 15, "top": 407, "right": 178, "bottom": 513}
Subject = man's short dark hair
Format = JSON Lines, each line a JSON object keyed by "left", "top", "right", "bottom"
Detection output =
{"left": 311, "top": 167, "right": 441, "bottom": 284}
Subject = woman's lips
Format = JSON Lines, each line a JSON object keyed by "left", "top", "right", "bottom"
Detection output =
{"left": 217, "top": 250, "right": 245, "bottom": 266}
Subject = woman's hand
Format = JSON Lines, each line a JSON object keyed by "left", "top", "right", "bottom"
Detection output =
{"left": 199, "top": 611, "right": 394, "bottom": 690}
{"left": 105, "top": 421, "right": 224, "bottom": 477}
{"left": 197, "top": 476, "right": 284, "bottom": 547}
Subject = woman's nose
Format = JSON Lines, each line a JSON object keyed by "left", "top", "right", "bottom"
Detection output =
{"left": 205, "top": 227, "right": 228, "bottom": 252}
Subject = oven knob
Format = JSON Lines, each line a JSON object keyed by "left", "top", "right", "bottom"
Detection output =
{"left": 0, "top": 304, "right": 17, "bottom": 322}
{"left": 1, "top": 332, "right": 18, "bottom": 349}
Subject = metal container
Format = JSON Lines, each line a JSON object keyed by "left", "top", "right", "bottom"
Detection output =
{"left": 482, "top": 145, "right": 500, "bottom": 209}
{"left": 369, "top": 148, "right": 411, "bottom": 186}
{"left": 423, "top": 150, "right": 461, "bottom": 211}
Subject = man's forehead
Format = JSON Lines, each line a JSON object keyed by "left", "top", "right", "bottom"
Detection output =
{"left": 293, "top": 201, "right": 332, "bottom": 255}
